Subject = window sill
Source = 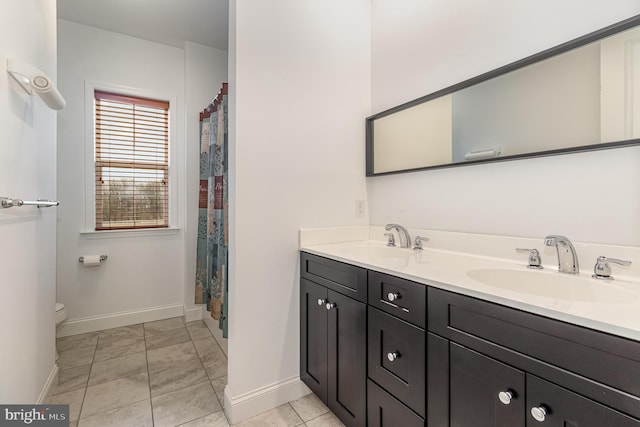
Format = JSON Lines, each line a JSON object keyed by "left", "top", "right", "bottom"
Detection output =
{"left": 81, "top": 228, "right": 180, "bottom": 239}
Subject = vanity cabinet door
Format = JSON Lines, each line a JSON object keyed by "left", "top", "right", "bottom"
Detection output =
{"left": 300, "top": 277, "right": 366, "bottom": 427}
{"left": 327, "top": 289, "right": 367, "bottom": 427}
{"left": 300, "top": 278, "right": 328, "bottom": 402}
{"left": 526, "top": 375, "right": 640, "bottom": 427}
{"left": 450, "top": 343, "right": 526, "bottom": 427}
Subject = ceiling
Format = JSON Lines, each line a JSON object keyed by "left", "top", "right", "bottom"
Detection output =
{"left": 57, "top": 0, "right": 229, "bottom": 51}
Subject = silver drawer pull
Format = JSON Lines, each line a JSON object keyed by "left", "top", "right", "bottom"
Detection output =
{"left": 326, "top": 302, "right": 336, "bottom": 310}
{"left": 317, "top": 298, "right": 326, "bottom": 306}
{"left": 387, "top": 352, "right": 400, "bottom": 362}
{"left": 530, "top": 406, "right": 547, "bottom": 422}
{"left": 498, "top": 391, "right": 513, "bottom": 405}
{"left": 387, "top": 292, "right": 400, "bottom": 302}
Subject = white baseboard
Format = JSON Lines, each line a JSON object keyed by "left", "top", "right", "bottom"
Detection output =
{"left": 223, "top": 376, "right": 311, "bottom": 425}
{"left": 37, "top": 364, "right": 58, "bottom": 404}
{"left": 57, "top": 304, "right": 184, "bottom": 337}
{"left": 183, "top": 305, "right": 204, "bottom": 322}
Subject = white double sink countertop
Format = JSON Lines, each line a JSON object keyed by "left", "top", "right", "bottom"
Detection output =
{"left": 299, "top": 226, "right": 640, "bottom": 341}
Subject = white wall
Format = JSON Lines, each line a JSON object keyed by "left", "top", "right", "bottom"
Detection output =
{"left": 369, "top": 1, "right": 640, "bottom": 246}
{"left": 184, "top": 42, "right": 228, "bottom": 319}
{"left": 57, "top": 20, "right": 187, "bottom": 333}
{"left": 0, "top": 0, "right": 58, "bottom": 402}
{"left": 227, "top": 0, "right": 370, "bottom": 421}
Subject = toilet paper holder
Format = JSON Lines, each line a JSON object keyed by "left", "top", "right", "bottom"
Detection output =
{"left": 78, "top": 255, "right": 108, "bottom": 263}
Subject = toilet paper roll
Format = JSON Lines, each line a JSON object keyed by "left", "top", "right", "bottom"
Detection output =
{"left": 82, "top": 255, "right": 102, "bottom": 267}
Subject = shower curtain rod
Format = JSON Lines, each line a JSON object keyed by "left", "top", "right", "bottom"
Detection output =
{"left": 203, "top": 82, "right": 229, "bottom": 113}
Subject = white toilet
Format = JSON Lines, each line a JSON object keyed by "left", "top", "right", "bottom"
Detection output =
{"left": 55, "top": 303, "right": 68, "bottom": 360}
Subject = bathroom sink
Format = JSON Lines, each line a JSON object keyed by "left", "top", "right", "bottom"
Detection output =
{"left": 466, "top": 268, "right": 637, "bottom": 303}
{"left": 339, "top": 245, "right": 412, "bottom": 259}
{"left": 337, "top": 244, "right": 413, "bottom": 269}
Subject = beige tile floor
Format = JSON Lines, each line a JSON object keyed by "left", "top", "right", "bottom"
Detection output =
{"left": 50, "top": 317, "right": 343, "bottom": 427}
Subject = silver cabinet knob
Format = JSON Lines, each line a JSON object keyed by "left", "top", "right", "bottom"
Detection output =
{"left": 530, "top": 406, "right": 547, "bottom": 422}
{"left": 498, "top": 391, "right": 513, "bottom": 405}
{"left": 317, "top": 298, "right": 326, "bottom": 306}
{"left": 387, "top": 292, "right": 400, "bottom": 302}
{"left": 326, "top": 302, "right": 336, "bottom": 310}
{"left": 387, "top": 352, "right": 399, "bottom": 362}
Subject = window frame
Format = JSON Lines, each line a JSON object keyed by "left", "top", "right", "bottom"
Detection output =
{"left": 83, "top": 81, "right": 179, "bottom": 237}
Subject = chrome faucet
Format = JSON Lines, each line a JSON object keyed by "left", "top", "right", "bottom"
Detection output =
{"left": 385, "top": 224, "right": 411, "bottom": 249}
{"left": 544, "top": 235, "right": 579, "bottom": 274}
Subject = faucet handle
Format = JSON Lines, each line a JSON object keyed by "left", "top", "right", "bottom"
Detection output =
{"left": 384, "top": 232, "right": 396, "bottom": 247}
{"left": 413, "top": 236, "right": 430, "bottom": 251}
{"left": 516, "top": 248, "right": 543, "bottom": 269}
{"left": 592, "top": 256, "right": 631, "bottom": 280}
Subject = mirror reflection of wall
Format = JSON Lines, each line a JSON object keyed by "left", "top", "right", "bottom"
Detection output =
{"left": 452, "top": 42, "right": 600, "bottom": 162}
{"left": 368, "top": 18, "right": 640, "bottom": 175}
{"left": 601, "top": 26, "right": 640, "bottom": 141}
{"left": 373, "top": 96, "right": 451, "bottom": 173}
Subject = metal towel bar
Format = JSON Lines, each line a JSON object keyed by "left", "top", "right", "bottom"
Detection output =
{"left": 78, "top": 255, "right": 108, "bottom": 263}
{"left": 0, "top": 197, "right": 59, "bottom": 208}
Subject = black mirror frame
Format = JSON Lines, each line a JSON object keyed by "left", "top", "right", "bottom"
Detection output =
{"left": 366, "top": 14, "right": 640, "bottom": 177}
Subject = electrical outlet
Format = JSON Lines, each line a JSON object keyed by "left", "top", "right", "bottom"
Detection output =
{"left": 355, "top": 200, "right": 365, "bottom": 218}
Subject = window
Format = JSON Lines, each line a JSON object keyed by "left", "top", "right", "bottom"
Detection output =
{"left": 94, "top": 91, "right": 170, "bottom": 230}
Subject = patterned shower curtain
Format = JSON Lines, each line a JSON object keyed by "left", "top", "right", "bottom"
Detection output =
{"left": 195, "top": 83, "right": 229, "bottom": 338}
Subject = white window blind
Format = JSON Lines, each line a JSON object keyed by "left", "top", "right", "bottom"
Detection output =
{"left": 94, "top": 90, "right": 170, "bottom": 230}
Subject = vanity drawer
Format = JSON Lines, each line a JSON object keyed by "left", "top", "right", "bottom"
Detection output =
{"left": 368, "top": 307, "right": 425, "bottom": 417}
{"left": 300, "top": 252, "right": 367, "bottom": 302}
{"left": 428, "top": 287, "right": 640, "bottom": 418}
{"left": 368, "top": 271, "right": 426, "bottom": 328}
{"left": 367, "top": 380, "right": 425, "bottom": 427}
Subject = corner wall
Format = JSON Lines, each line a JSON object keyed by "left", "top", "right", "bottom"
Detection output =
{"left": 369, "top": 1, "right": 640, "bottom": 246}
{"left": 227, "top": 0, "right": 371, "bottom": 422}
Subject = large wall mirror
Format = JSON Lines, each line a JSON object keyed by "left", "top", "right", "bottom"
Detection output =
{"left": 366, "top": 15, "right": 640, "bottom": 176}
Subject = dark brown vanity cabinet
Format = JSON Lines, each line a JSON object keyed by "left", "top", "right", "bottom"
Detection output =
{"left": 367, "top": 271, "right": 426, "bottom": 425}
{"left": 427, "top": 287, "right": 640, "bottom": 427}
{"left": 301, "top": 251, "right": 640, "bottom": 426}
{"left": 300, "top": 253, "right": 426, "bottom": 426}
{"left": 300, "top": 253, "right": 367, "bottom": 427}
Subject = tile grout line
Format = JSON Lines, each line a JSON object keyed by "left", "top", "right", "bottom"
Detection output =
{"left": 143, "top": 323, "right": 157, "bottom": 427}
{"left": 76, "top": 335, "right": 98, "bottom": 425}
{"left": 185, "top": 317, "right": 224, "bottom": 426}
{"left": 287, "top": 402, "right": 305, "bottom": 425}
{"left": 187, "top": 320, "right": 231, "bottom": 426}
{"left": 148, "top": 318, "right": 215, "bottom": 426}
